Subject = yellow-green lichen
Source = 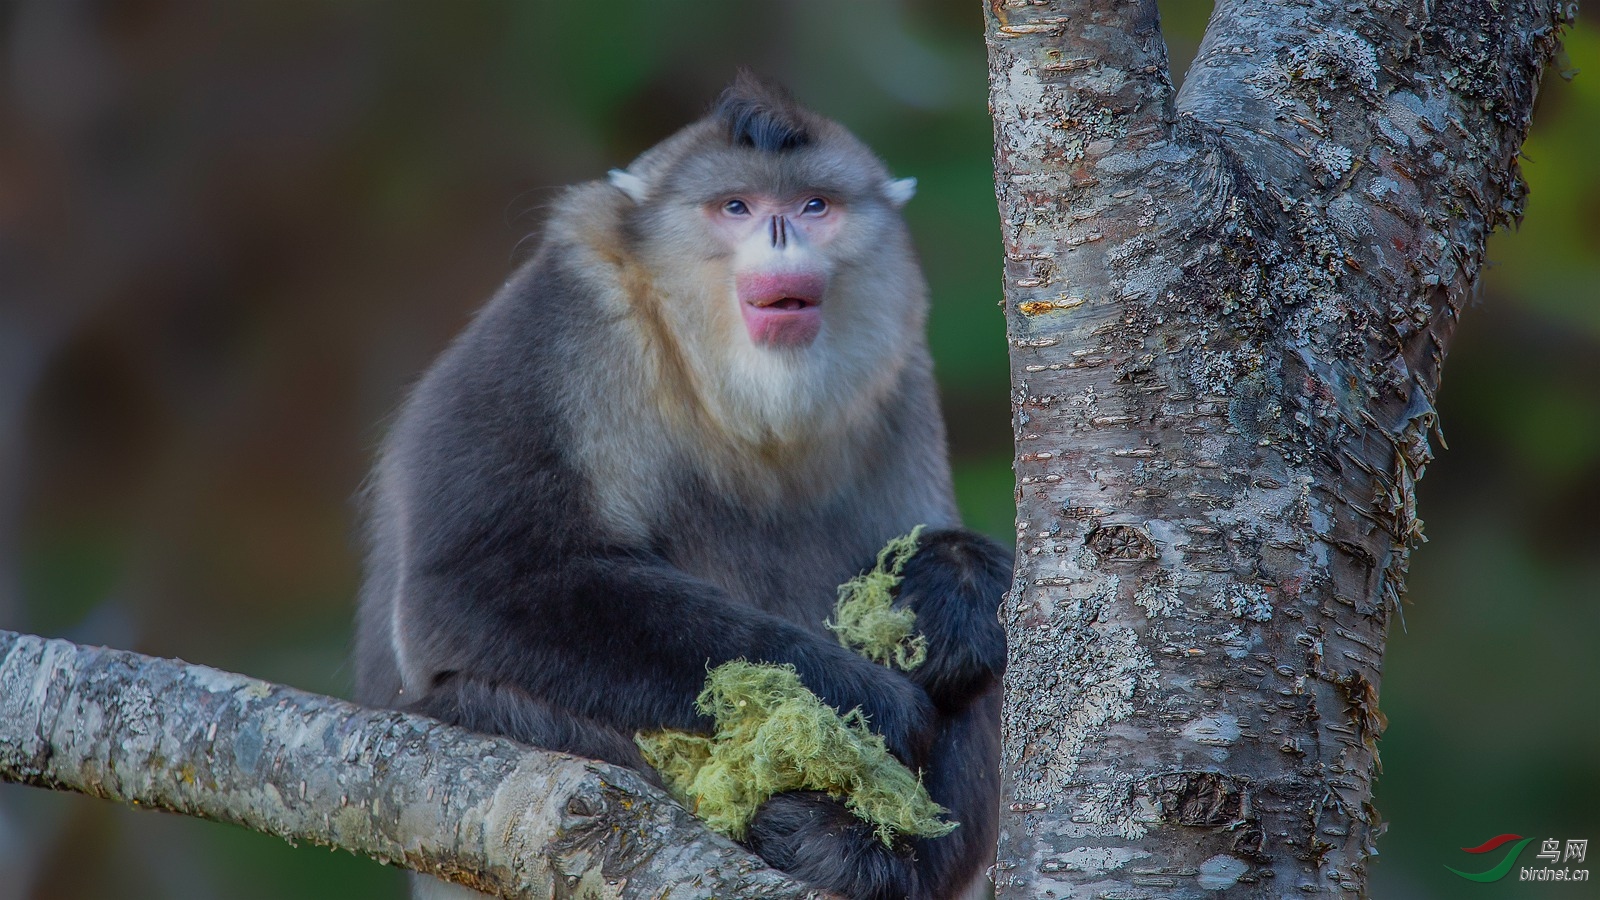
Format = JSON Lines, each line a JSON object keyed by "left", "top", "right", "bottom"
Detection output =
{"left": 828, "top": 526, "right": 926, "bottom": 671}
{"left": 635, "top": 528, "right": 948, "bottom": 845}
{"left": 635, "top": 660, "right": 953, "bottom": 845}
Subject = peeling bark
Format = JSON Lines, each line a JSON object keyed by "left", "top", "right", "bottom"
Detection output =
{"left": 984, "top": 0, "right": 1568, "bottom": 896}
{"left": 0, "top": 630, "right": 823, "bottom": 899}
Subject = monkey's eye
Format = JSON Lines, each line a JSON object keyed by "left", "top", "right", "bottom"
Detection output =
{"left": 722, "top": 199, "right": 751, "bottom": 216}
{"left": 802, "top": 197, "right": 829, "bottom": 215}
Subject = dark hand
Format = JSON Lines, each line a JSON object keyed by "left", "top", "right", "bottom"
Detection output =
{"left": 784, "top": 638, "right": 937, "bottom": 767}
{"left": 895, "top": 529, "right": 1010, "bottom": 713}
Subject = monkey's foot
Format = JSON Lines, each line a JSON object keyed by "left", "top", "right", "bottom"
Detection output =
{"left": 744, "top": 791, "right": 918, "bottom": 900}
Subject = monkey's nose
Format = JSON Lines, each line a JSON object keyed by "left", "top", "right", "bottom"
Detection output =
{"left": 768, "top": 215, "right": 789, "bottom": 249}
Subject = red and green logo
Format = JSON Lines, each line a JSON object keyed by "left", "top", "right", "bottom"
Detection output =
{"left": 1447, "top": 833, "right": 1536, "bottom": 882}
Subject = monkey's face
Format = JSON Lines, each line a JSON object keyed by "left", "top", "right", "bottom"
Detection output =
{"left": 705, "top": 193, "right": 841, "bottom": 349}
{"left": 612, "top": 114, "right": 922, "bottom": 360}
{"left": 603, "top": 92, "right": 927, "bottom": 449}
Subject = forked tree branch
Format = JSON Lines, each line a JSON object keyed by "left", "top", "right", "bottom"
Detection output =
{"left": 0, "top": 629, "right": 822, "bottom": 899}
{"left": 985, "top": 0, "right": 1568, "bottom": 895}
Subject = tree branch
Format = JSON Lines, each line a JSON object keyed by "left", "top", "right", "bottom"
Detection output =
{"left": 0, "top": 629, "right": 822, "bottom": 899}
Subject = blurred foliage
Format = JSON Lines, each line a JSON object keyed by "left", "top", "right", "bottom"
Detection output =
{"left": 0, "top": 2, "right": 1593, "bottom": 898}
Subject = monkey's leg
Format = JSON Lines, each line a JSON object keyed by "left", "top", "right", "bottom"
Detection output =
{"left": 890, "top": 532, "right": 1008, "bottom": 898}
{"left": 744, "top": 792, "right": 921, "bottom": 900}
{"left": 906, "top": 684, "right": 1002, "bottom": 900}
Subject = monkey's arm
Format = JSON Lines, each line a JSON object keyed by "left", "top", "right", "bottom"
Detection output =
{"left": 403, "top": 553, "right": 937, "bottom": 766}
{"left": 893, "top": 529, "right": 1011, "bottom": 713}
{"left": 405, "top": 676, "right": 657, "bottom": 773}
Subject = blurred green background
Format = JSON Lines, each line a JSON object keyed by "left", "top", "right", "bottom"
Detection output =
{"left": 0, "top": 2, "right": 1593, "bottom": 898}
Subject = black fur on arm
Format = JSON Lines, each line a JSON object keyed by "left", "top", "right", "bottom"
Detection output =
{"left": 892, "top": 529, "right": 1012, "bottom": 714}
{"left": 407, "top": 552, "right": 938, "bottom": 768}
{"left": 407, "top": 674, "right": 656, "bottom": 777}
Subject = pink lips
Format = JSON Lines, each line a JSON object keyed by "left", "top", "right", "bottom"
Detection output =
{"left": 736, "top": 272, "right": 827, "bottom": 348}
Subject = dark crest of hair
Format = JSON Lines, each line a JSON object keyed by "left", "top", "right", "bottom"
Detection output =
{"left": 713, "top": 69, "right": 811, "bottom": 154}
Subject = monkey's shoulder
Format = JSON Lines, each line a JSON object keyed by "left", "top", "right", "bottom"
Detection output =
{"left": 544, "top": 180, "right": 644, "bottom": 281}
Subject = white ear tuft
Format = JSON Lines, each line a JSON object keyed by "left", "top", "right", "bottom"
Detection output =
{"left": 884, "top": 177, "right": 917, "bottom": 208}
{"left": 608, "top": 169, "right": 649, "bottom": 203}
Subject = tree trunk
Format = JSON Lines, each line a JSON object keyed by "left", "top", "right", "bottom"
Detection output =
{"left": 984, "top": 0, "right": 1567, "bottom": 896}
{"left": 0, "top": 630, "right": 822, "bottom": 899}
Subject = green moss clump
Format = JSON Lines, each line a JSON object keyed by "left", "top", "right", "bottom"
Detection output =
{"left": 635, "top": 660, "right": 953, "bottom": 846}
{"left": 828, "top": 526, "right": 927, "bottom": 671}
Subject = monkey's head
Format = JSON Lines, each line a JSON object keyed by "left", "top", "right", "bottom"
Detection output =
{"left": 601, "top": 71, "right": 928, "bottom": 447}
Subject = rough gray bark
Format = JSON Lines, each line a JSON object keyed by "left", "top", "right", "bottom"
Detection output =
{"left": 984, "top": 0, "right": 1567, "bottom": 896}
{"left": 0, "top": 629, "right": 824, "bottom": 899}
